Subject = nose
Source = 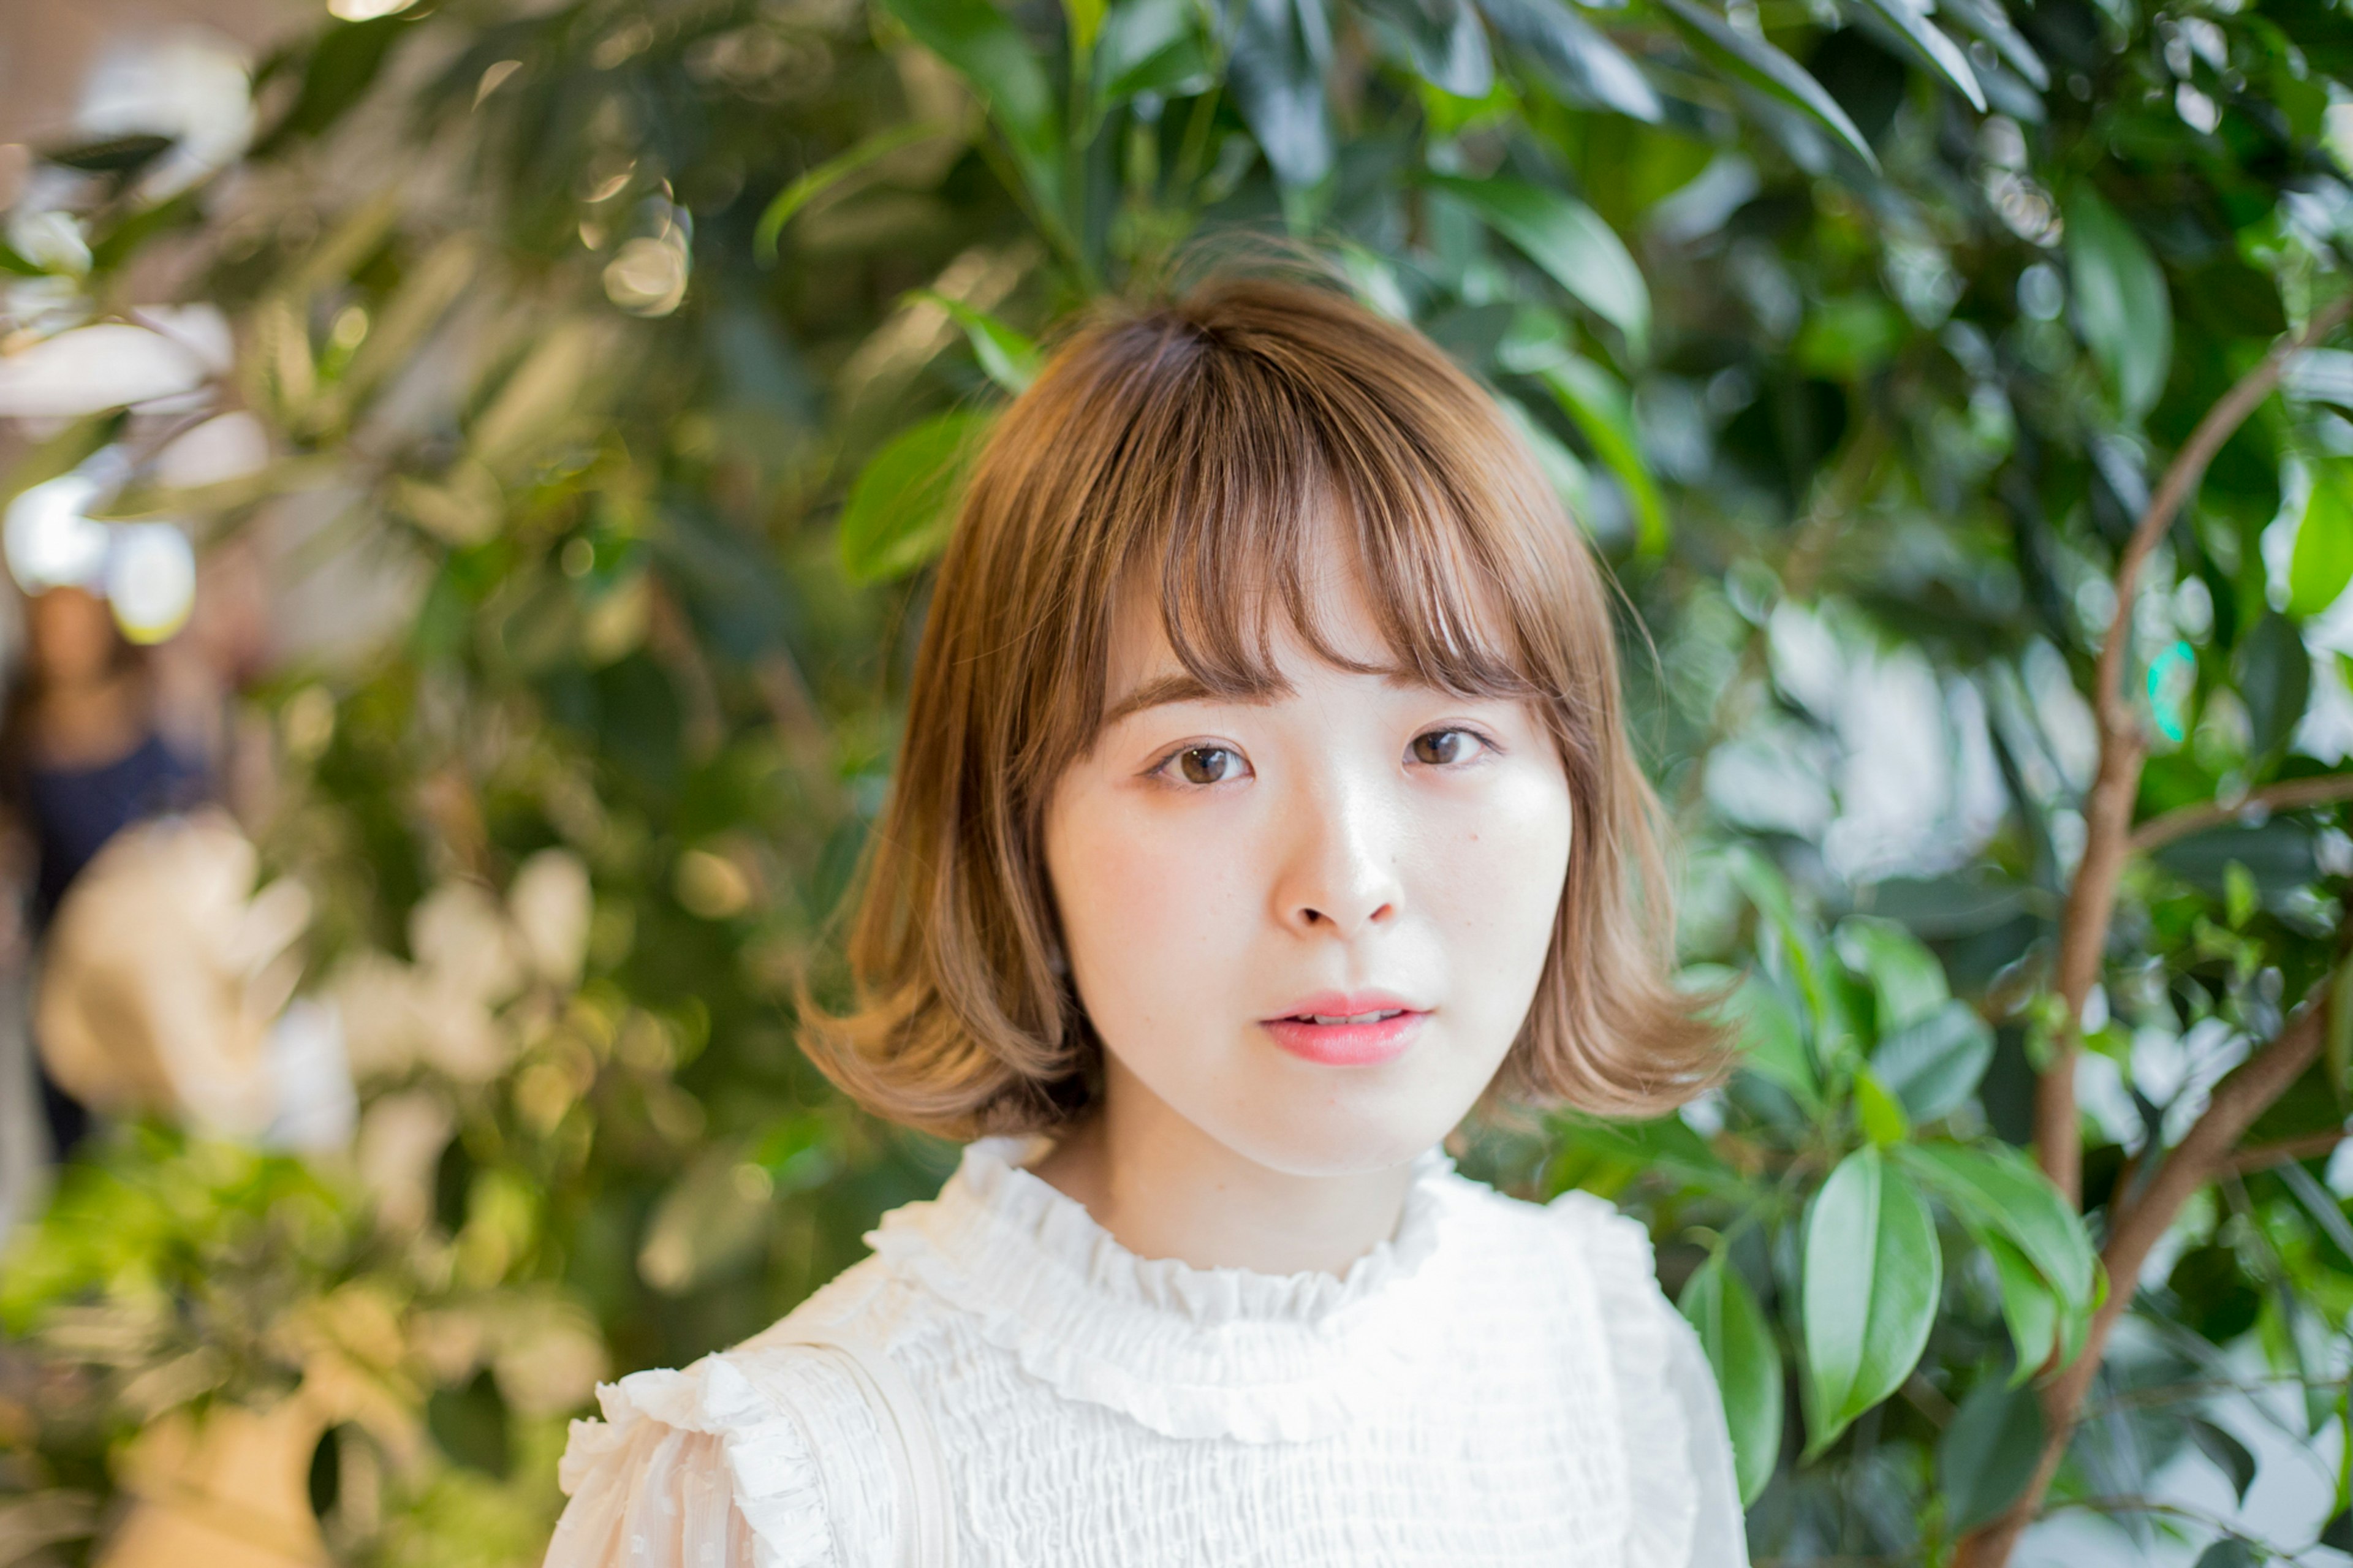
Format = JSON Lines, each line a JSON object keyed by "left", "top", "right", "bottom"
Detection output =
{"left": 1271, "top": 773, "right": 1403, "bottom": 939}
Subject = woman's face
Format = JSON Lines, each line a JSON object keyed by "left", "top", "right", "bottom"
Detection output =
{"left": 1042, "top": 534, "right": 1574, "bottom": 1176}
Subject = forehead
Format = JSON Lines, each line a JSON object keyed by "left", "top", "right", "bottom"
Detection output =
{"left": 1102, "top": 517, "right": 1395, "bottom": 691}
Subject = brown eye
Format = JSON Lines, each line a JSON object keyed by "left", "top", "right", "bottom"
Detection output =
{"left": 1176, "top": 746, "right": 1239, "bottom": 784}
{"left": 1410, "top": 730, "right": 1475, "bottom": 765}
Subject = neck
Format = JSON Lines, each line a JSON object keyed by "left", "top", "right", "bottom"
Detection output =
{"left": 1027, "top": 1056, "right": 1419, "bottom": 1277}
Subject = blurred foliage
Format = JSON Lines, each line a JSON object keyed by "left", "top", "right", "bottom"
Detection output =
{"left": 4, "top": 0, "right": 2353, "bottom": 1558}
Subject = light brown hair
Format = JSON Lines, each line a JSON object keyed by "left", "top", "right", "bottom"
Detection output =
{"left": 801, "top": 273, "right": 1727, "bottom": 1138}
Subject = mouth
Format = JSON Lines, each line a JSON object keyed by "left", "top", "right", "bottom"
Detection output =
{"left": 1260, "top": 993, "right": 1428, "bottom": 1066}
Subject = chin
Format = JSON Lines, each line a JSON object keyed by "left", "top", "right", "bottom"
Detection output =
{"left": 1207, "top": 1088, "right": 1474, "bottom": 1178}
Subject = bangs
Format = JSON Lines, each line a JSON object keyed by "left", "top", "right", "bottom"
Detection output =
{"left": 1069, "top": 311, "right": 1556, "bottom": 748}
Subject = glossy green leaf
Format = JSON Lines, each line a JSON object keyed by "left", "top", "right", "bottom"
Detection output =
{"left": 1834, "top": 916, "right": 1949, "bottom": 1032}
{"left": 756, "top": 121, "right": 960, "bottom": 263}
{"left": 2291, "top": 464, "right": 2353, "bottom": 618}
{"left": 1536, "top": 357, "right": 1668, "bottom": 554}
{"left": 1096, "top": 0, "right": 1214, "bottom": 101}
{"left": 1654, "top": 0, "right": 1878, "bottom": 170}
{"left": 1066, "top": 0, "right": 1109, "bottom": 67}
{"left": 881, "top": 0, "right": 1061, "bottom": 201}
{"left": 1870, "top": 1002, "right": 1995, "bottom": 1124}
{"left": 1854, "top": 1066, "right": 1911, "bottom": 1146}
{"left": 1980, "top": 1232, "right": 2058, "bottom": 1383}
{"left": 1473, "top": 0, "right": 1662, "bottom": 120}
{"left": 838, "top": 410, "right": 991, "bottom": 583}
{"left": 1226, "top": 0, "right": 1335, "bottom": 189}
{"left": 1499, "top": 394, "right": 1600, "bottom": 525}
{"left": 2186, "top": 1416, "right": 2259, "bottom": 1506}
{"left": 2065, "top": 186, "right": 2172, "bottom": 423}
{"left": 1362, "top": 0, "right": 1495, "bottom": 97}
{"left": 1802, "top": 1147, "right": 1942, "bottom": 1452}
{"left": 1723, "top": 971, "right": 1820, "bottom": 1109}
{"left": 907, "top": 291, "right": 1041, "bottom": 392}
{"left": 1935, "top": 0, "right": 2048, "bottom": 89}
{"left": 1862, "top": 0, "right": 1984, "bottom": 110}
{"left": 2236, "top": 610, "right": 2311, "bottom": 760}
{"left": 2192, "top": 1542, "right": 2259, "bottom": 1568}
{"left": 1938, "top": 1377, "right": 2045, "bottom": 1530}
{"left": 1430, "top": 175, "right": 1650, "bottom": 355}
{"left": 1893, "top": 1142, "right": 2096, "bottom": 1311}
{"left": 1552, "top": 1111, "right": 1746, "bottom": 1195}
{"left": 1678, "top": 1254, "right": 1784, "bottom": 1504}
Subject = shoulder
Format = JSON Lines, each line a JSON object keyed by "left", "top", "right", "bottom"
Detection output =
{"left": 544, "top": 1314, "right": 900, "bottom": 1568}
{"left": 1441, "top": 1174, "right": 1752, "bottom": 1567}
{"left": 1433, "top": 1167, "right": 1667, "bottom": 1290}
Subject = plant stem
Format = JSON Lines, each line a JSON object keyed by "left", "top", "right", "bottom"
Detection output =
{"left": 2037, "top": 296, "right": 2353, "bottom": 1210}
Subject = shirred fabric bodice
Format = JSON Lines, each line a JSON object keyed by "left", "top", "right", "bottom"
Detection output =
{"left": 544, "top": 1138, "right": 1750, "bottom": 1568}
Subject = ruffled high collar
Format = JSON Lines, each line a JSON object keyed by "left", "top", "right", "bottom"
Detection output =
{"left": 863, "top": 1136, "right": 1468, "bottom": 1442}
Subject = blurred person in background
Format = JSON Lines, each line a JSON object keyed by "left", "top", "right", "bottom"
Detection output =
{"left": 0, "top": 581, "right": 208, "bottom": 1162}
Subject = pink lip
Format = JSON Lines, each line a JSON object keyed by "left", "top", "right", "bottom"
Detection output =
{"left": 1260, "top": 990, "right": 1428, "bottom": 1067}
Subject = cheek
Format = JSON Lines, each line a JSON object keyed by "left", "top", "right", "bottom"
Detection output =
{"left": 1048, "top": 795, "right": 1251, "bottom": 1023}
{"left": 1416, "top": 770, "right": 1572, "bottom": 983}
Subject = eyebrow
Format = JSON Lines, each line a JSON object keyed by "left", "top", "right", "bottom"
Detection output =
{"left": 1101, "top": 673, "right": 1241, "bottom": 729}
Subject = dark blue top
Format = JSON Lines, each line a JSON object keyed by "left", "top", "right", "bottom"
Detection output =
{"left": 25, "top": 729, "right": 207, "bottom": 931}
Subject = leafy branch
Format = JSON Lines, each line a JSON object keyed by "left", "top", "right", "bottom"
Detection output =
{"left": 1958, "top": 299, "right": 2353, "bottom": 1566}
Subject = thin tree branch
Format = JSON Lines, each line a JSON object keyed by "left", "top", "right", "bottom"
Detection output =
{"left": 2131, "top": 773, "right": 2353, "bottom": 855}
{"left": 1956, "top": 996, "right": 2333, "bottom": 1568}
{"left": 2218, "top": 1126, "right": 2347, "bottom": 1177}
{"left": 2038, "top": 297, "right": 2353, "bottom": 1211}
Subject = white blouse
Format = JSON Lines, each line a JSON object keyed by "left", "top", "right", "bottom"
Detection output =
{"left": 544, "top": 1138, "right": 1750, "bottom": 1567}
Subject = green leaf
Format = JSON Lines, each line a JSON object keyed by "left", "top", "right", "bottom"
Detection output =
{"left": 881, "top": 0, "right": 1062, "bottom": 203}
{"left": 1893, "top": 1142, "right": 2096, "bottom": 1311}
{"left": 1536, "top": 357, "right": 1669, "bottom": 554}
{"left": 2064, "top": 187, "right": 2172, "bottom": 423}
{"left": 1066, "top": 0, "right": 1109, "bottom": 68}
{"left": 1934, "top": 0, "right": 2047, "bottom": 89}
{"left": 1654, "top": 0, "right": 1878, "bottom": 170}
{"left": 1678, "top": 1254, "right": 1784, "bottom": 1504}
{"left": 1870, "top": 1002, "right": 1995, "bottom": 1124}
{"left": 1801, "top": 1147, "right": 1942, "bottom": 1453}
{"left": 1472, "top": 0, "right": 1662, "bottom": 120}
{"left": 907, "top": 291, "right": 1042, "bottom": 392}
{"left": 2192, "top": 1542, "right": 2258, "bottom": 1568}
{"left": 1499, "top": 393, "right": 1599, "bottom": 523}
{"left": 1860, "top": 0, "right": 1984, "bottom": 110}
{"left": 1834, "top": 916, "right": 1949, "bottom": 1032}
{"left": 1430, "top": 175, "right": 1650, "bottom": 356}
{"left": 1722, "top": 971, "right": 1821, "bottom": 1109}
{"left": 838, "top": 411, "right": 992, "bottom": 583}
{"left": 1854, "top": 1066, "right": 1911, "bottom": 1145}
{"left": 2186, "top": 1416, "right": 2259, "bottom": 1506}
{"left": 2236, "top": 610, "right": 2311, "bottom": 760}
{"left": 1227, "top": 0, "right": 1335, "bottom": 189}
{"left": 1938, "top": 1377, "right": 2045, "bottom": 1530}
{"left": 1980, "top": 1232, "right": 2058, "bottom": 1382}
{"left": 42, "top": 132, "right": 176, "bottom": 175}
{"left": 756, "top": 121, "right": 960, "bottom": 263}
{"left": 1362, "top": 0, "right": 1495, "bottom": 97}
{"left": 251, "top": 17, "right": 411, "bottom": 156}
{"left": 1096, "top": 0, "right": 1214, "bottom": 101}
{"left": 1552, "top": 1112, "right": 1748, "bottom": 1196}
{"left": 2224, "top": 859, "right": 2259, "bottom": 928}
{"left": 2292, "top": 464, "right": 2353, "bottom": 618}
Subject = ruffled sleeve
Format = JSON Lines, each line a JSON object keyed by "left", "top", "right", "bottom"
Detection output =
{"left": 1546, "top": 1189, "right": 1751, "bottom": 1568}
{"left": 542, "top": 1354, "right": 840, "bottom": 1568}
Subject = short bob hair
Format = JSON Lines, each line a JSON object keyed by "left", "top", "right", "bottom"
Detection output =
{"left": 801, "top": 273, "right": 1727, "bottom": 1138}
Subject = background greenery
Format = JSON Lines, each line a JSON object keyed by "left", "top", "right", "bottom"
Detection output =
{"left": 4, "top": 0, "right": 2353, "bottom": 1559}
